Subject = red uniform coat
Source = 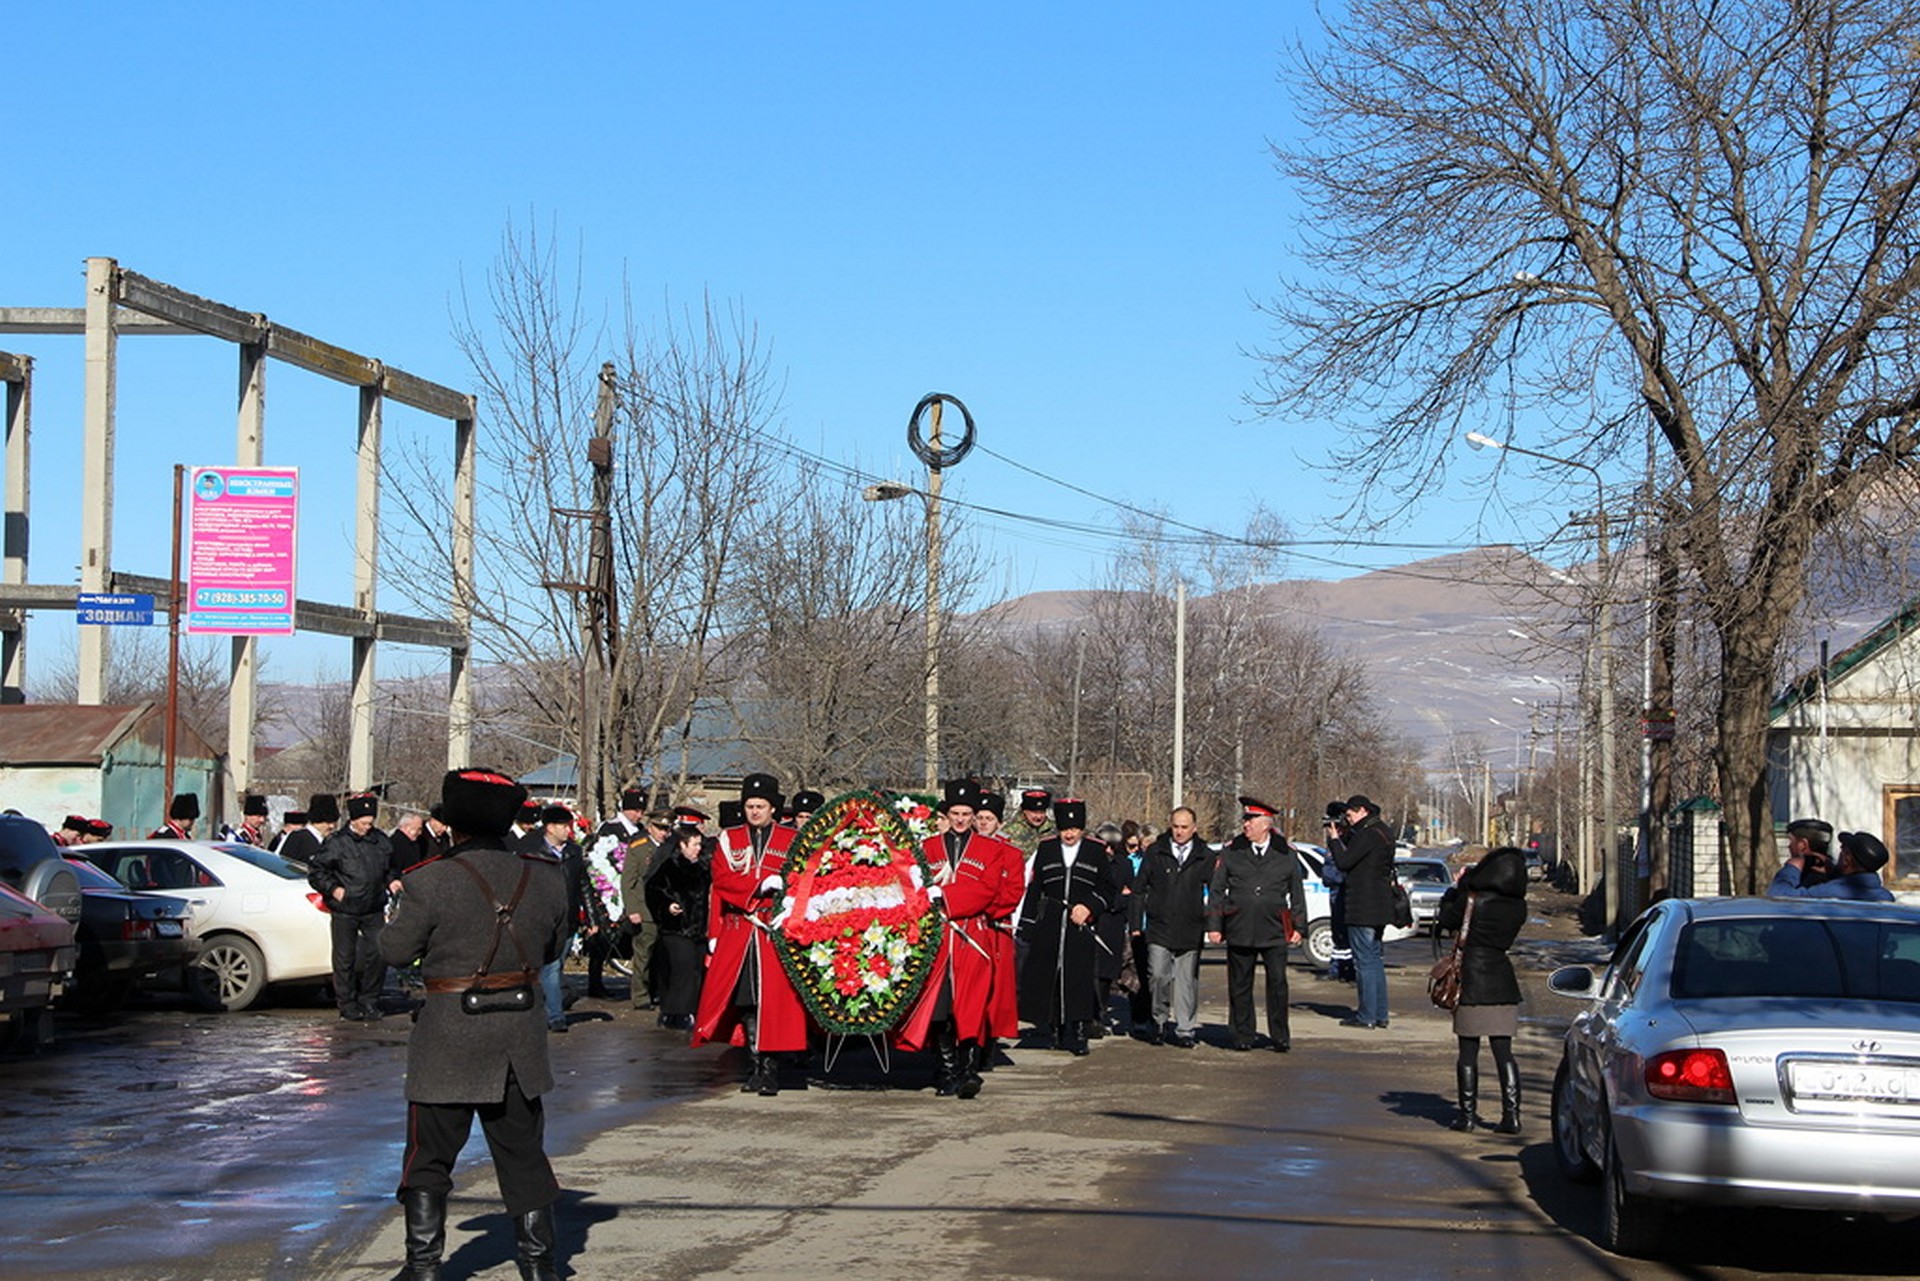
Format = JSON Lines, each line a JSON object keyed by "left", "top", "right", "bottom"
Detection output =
{"left": 693, "top": 823, "right": 811, "bottom": 1053}
{"left": 896, "top": 830, "right": 1020, "bottom": 1047}
{"left": 982, "top": 835, "right": 1026, "bottom": 1039}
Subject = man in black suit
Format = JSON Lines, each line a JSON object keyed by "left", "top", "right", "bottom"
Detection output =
{"left": 1206, "top": 797, "right": 1307, "bottom": 1052}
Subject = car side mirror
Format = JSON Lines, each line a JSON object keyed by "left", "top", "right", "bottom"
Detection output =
{"left": 1547, "top": 964, "right": 1597, "bottom": 998}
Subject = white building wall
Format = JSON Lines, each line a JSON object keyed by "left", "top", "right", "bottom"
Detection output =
{"left": 0, "top": 765, "right": 106, "bottom": 832}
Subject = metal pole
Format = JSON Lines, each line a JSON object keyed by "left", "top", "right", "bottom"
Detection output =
{"left": 1069, "top": 629, "right": 1087, "bottom": 794}
{"left": 164, "top": 464, "right": 184, "bottom": 807}
{"left": 1598, "top": 498, "right": 1618, "bottom": 939}
{"left": 1172, "top": 579, "right": 1186, "bottom": 808}
{"left": 924, "top": 402, "right": 943, "bottom": 793}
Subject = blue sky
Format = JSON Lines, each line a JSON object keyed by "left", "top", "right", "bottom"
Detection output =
{"left": 3, "top": 3, "right": 1532, "bottom": 683}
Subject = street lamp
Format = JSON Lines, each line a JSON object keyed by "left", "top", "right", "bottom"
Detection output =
{"left": 865, "top": 394, "right": 975, "bottom": 793}
{"left": 863, "top": 477, "right": 940, "bottom": 791}
{"left": 1467, "top": 430, "right": 1618, "bottom": 939}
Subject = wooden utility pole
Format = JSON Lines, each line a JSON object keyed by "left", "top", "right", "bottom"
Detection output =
{"left": 579, "top": 363, "right": 619, "bottom": 816}
{"left": 1172, "top": 580, "right": 1186, "bottom": 808}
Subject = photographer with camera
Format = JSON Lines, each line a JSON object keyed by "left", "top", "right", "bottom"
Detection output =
{"left": 1319, "top": 801, "right": 1355, "bottom": 983}
{"left": 1768, "top": 818, "right": 1894, "bottom": 902}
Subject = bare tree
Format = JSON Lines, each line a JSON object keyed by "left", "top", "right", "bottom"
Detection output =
{"left": 720, "top": 459, "right": 949, "bottom": 789}
{"left": 384, "top": 218, "right": 781, "bottom": 811}
{"left": 1264, "top": 0, "right": 1920, "bottom": 891}
{"left": 30, "top": 629, "right": 279, "bottom": 755}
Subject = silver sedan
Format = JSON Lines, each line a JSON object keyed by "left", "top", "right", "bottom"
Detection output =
{"left": 1548, "top": 895, "right": 1920, "bottom": 1257}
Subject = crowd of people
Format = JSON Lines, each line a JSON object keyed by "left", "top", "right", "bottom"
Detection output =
{"left": 34, "top": 776, "right": 1916, "bottom": 1280}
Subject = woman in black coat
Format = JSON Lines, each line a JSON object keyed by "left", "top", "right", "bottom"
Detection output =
{"left": 1089, "top": 822, "right": 1134, "bottom": 1037}
{"left": 643, "top": 827, "right": 710, "bottom": 1030}
{"left": 1435, "top": 845, "right": 1527, "bottom": 1134}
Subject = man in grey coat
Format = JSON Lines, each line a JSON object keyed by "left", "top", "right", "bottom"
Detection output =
{"left": 380, "top": 768, "right": 571, "bottom": 1281}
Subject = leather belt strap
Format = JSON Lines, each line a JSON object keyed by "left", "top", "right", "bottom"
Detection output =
{"left": 424, "top": 969, "right": 536, "bottom": 994}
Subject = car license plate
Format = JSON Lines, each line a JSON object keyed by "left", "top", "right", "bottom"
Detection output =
{"left": 1788, "top": 1061, "right": 1920, "bottom": 1104}
{"left": 155, "top": 920, "right": 184, "bottom": 938}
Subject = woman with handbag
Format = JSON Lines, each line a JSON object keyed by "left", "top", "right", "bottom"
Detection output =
{"left": 1434, "top": 845, "right": 1528, "bottom": 1134}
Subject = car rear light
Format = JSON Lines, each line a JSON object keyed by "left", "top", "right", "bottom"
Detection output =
{"left": 1646, "top": 1048, "right": 1736, "bottom": 1104}
{"left": 120, "top": 918, "right": 155, "bottom": 942}
{"left": 307, "top": 892, "right": 330, "bottom": 913}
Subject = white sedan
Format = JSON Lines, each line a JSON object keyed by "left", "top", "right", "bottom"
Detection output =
{"left": 84, "top": 840, "right": 334, "bottom": 1011}
{"left": 1290, "top": 842, "right": 1417, "bottom": 966}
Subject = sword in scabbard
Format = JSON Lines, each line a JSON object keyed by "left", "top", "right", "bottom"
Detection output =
{"left": 948, "top": 920, "right": 993, "bottom": 961}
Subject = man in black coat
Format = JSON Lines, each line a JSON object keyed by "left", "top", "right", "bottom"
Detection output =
{"left": 380, "top": 767, "right": 571, "bottom": 1281}
{"left": 1131, "top": 806, "right": 1214, "bottom": 1047}
{"left": 1334, "top": 793, "right": 1396, "bottom": 1029}
{"left": 279, "top": 793, "right": 338, "bottom": 863}
{"left": 1206, "top": 797, "right": 1308, "bottom": 1051}
{"left": 1016, "top": 798, "right": 1114, "bottom": 1055}
{"left": 525, "top": 805, "right": 595, "bottom": 1027}
{"left": 309, "top": 792, "right": 394, "bottom": 1020}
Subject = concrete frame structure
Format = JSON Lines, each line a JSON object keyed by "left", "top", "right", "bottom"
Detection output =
{"left": 0, "top": 348, "right": 29, "bottom": 703}
{"left": 0, "top": 258, "right": 475, "bottom": 822}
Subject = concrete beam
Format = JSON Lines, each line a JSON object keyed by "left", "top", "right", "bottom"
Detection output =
{"left": 0, "top": 307, "right": 188, "bottom": 334}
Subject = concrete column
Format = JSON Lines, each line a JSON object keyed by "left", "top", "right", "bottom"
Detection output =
{"left": 78, "top": 258, "right": 118, "bottom": 703}
{"left": 447, "top": 413, "right": 476, "bottom": 767}
{"left": 228, "top": 342, "right": 266, "bottom": 805}
{"left": 2, "top": 353, "right": 29, "bottom": 702}
{"left": 348, "top": 384, "right": 381, "bottom": 791}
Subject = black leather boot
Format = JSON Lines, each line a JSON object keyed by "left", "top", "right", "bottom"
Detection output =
{"left": 755, "top": 1052, "right": 781, "bottom": 1096}
{"left": 1494, "top": 1058, "right": 1522, "bottom": 1134}
{"left": 1449, "top": 1062, "right": 1480, "bottom": 1132}
{"left": 1067, "top": 1022, "right": 1090, "bottom": 1056}
{"left": 955, "top": 1040, "right": 984, "bottom": 1099}
{"left": 933, "top": 1028, "right": 960, "bottom": 1096}
{"left": 395, "top": 1186, "right": 445, "bottom": 1281}
{"left": 514, "top": 1203, "right": 560, "bottom": 1281}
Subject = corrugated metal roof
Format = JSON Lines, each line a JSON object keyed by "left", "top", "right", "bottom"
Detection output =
{"left": 0, "top": 702, "right": 186, "bottom": 765}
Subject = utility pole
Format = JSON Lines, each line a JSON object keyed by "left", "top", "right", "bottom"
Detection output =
{"left": 1172, "top": 580, "right": 1186, "bottom": 809}
{"left": 581, "top": 364, "right": 618, "bottom": 816}
{"left": 1068, "top": 629, "right": 1087, "bottom": 794}
{"left": 547, "top": 363, "right": 620, "bottom": 818}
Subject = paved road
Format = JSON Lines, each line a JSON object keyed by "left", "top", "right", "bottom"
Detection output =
{"left": 5, "top": 891, "right": 1915, "bottom": 1279}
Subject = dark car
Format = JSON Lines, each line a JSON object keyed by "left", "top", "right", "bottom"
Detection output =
{"left": 60, "top": 855, "right": 196, "bottom": 1013}
{"left": 0, "top": 815, "right": 83, "bottom": 1050}
{"left": 0, "top": 879, "right": 77, "bottom": 1052}
{"left": 0, "top": 814, "right": 84, "bottom": 928}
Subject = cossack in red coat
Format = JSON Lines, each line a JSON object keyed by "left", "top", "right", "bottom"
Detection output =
{"left": 693, "top": 823, "right": 812, "bottom": 1053}
{"left": 895, "top": 831, "right": 1019, "bottom": 1048}
{"left": 983, "top": 835, "right": 1025, "bottom": 1039}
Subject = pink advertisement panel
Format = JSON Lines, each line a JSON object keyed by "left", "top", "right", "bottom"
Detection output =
{"left": 185, "top": 467, "right": 299, "bottom": 635}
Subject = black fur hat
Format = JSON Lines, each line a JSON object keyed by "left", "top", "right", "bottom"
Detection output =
{"left": 440, "top": 768, "right": 527, "bottom": 838}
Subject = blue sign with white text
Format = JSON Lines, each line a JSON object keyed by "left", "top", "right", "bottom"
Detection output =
{"left": 76, "top": 593, "right": 155, "bottom": 626}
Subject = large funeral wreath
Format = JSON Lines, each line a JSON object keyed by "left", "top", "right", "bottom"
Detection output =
{"left": 772, "top": 789, "right": 943, "bottom": 1036}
